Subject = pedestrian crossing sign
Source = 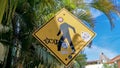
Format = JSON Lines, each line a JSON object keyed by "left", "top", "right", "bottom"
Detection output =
{"left": 33, "top": 8, "right": 96, "bottom": 66}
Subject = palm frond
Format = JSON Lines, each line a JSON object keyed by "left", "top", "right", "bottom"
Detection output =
{"left": 73, "top": 0, "right": 95, "bottom": 28}
{"left": 0, "top": 0, "right": 7, "bottom": 24}
{"left": 74, "top": 54, "right": 87, "bottom": 68}
{"left": 6, "top": 0, "right": 19, "bottom": 25}
{"left": 0, "top": 24, "right": 9, "bottom": 33}
{"left": 92, "top": 0, "right": 120, "bottom": 29}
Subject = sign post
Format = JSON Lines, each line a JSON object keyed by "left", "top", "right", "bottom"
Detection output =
{"left": 33, "top": 8, "right": 96, "bottom": 66}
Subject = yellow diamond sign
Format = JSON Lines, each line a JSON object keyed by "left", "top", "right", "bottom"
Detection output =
{"left": 33, "top": 8, "right": 96, "bottom": 66}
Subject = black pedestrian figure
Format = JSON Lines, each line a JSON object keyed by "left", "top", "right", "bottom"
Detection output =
{"left": 57, "top": 22, "right": 76, "bottom": 53}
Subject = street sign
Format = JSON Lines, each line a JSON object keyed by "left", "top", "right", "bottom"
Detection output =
{"left": 33, "top": 8, "right": 96, "bottom": 66}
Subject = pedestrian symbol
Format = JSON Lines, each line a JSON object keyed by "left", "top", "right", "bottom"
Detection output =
{"left": 33, "top": 8, "right": 96, "bottom": 66}
{"left": 57, "top": 22, "right": 76, "bottom": 54}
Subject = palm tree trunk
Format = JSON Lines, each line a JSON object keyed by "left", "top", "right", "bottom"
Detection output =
{"left": 10, "top": 39, "right": 21, "bottom": 68}
{"left": 5, "top": 13, "right": 22, "bottom": 68}
{"left": 11, "top": 13, "right": 21, "bottom": 68}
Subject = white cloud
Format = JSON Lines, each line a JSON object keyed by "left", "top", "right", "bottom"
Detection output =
{"left": 84, "top": 45, "right": 118, "bottom": 61}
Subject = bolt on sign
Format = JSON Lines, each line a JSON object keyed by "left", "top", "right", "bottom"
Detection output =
{"left": 33, "top": 8, "right": 96, "bottom": 66}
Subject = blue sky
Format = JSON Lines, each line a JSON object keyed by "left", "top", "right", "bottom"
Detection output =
{"left": 84, "top": 0, "right": 120, "bottom": 61}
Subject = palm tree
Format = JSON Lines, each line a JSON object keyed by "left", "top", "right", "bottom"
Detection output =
{"left": 0, "top": 0, "right": 76, "bottom": 68}
{"left": 0, "top": 0, "right": 120, "bottom": 68}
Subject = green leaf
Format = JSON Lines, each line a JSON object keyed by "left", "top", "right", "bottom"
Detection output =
{"left": 0, "top": 0, "right": 7, "bottom": 24}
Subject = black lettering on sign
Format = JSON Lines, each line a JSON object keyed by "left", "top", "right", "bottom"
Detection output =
{"left": 44, "top": 37, "right": 59, "bottom": 45}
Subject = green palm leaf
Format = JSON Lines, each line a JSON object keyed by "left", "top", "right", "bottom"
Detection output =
{"left": 92, "top": 0, "right": 120, "bottom": 29}
{"left": 0, "top": 0, "right": 7, "bottom": 24}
